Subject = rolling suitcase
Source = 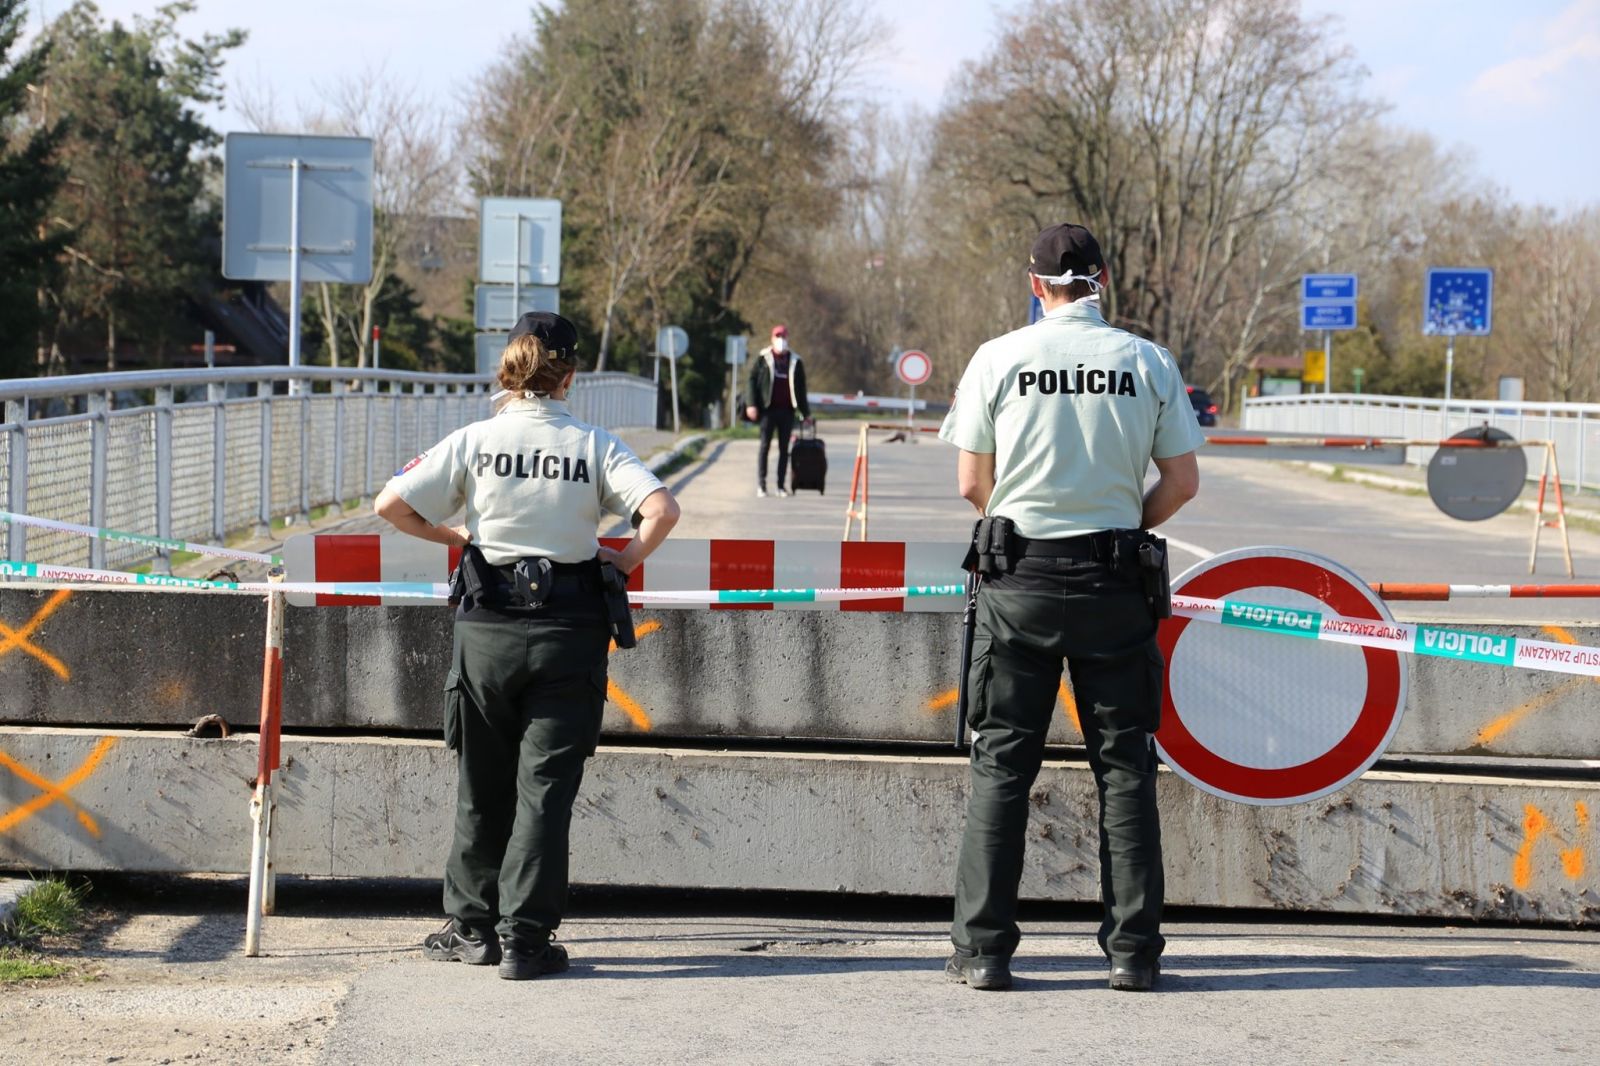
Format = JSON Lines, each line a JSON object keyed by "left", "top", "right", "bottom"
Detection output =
{"left": 789, "top": 420, "right": 827, "bottom": 494}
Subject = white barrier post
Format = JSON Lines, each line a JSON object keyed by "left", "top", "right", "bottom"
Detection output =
{"left": 245, "top": 571, "right": 286, "bottom": 957}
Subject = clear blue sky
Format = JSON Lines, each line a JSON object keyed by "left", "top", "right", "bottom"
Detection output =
{"left": 39, "top": 0, "right": 1600, "bottom": 208}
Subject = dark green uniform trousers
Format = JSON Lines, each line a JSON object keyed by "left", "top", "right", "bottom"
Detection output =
{"left": 442, "top": 617, "right": 609, "bottom": 947}
{"left": 952, "top": 557, "right": 1166, "bottom": 967}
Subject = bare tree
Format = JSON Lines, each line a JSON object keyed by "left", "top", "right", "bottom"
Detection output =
{"left": 1513, "top": 209, "right": 1600, "bottom": 402}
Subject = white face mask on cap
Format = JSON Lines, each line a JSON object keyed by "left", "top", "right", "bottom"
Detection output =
{"left": 772, "top": 337, "right": 788, "bottom": 353}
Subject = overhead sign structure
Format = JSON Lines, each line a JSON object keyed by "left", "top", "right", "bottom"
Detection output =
{"left": 1156, "top": 546, "right": 1408, "bottom": 806}
{"left": 1424, "top": 268, "right": 1493, "bottom": 336}
{"left": 478, "top": 198, "right": 561, "bottom": 287}
{"left": 895, "top": 350, "right": 932, "bottom": 387}
{"left": 474, "top": 284, "right": 559, "bottom": 331}
{"left": 223, "top": 132, "right": 375, "bottom": 374}
{"left": 1428, "top": 427, "right": 1527, "bottom": 521}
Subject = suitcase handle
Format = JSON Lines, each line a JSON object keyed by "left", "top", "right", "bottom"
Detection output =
{"left": 797, "top": 418, "right": 817, "bottom": 441}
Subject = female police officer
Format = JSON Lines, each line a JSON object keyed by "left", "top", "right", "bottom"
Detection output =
{"left": 375, "top": 311, "right": 680, "bottom": 980}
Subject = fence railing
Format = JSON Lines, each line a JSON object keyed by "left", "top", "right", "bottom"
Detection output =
{"left": 1, "top": 367, "right": 660, "bottom": 569}
{"left": 1241, "top": 393, "right": 1600, "bottom": 492}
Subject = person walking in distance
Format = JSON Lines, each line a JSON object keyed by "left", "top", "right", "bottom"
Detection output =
{"left": 940, "top": 224, "right": 1202, "bottom": 993}
{"left": 375, "top": 312, "right": 680, "bottom": 980}
{"left": 745, "top": 324, "right": 811, "bottom": 497}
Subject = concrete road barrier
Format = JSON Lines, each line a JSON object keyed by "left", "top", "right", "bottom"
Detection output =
{"left": 1, "top": 727, "right": 1595, "bottom": 924}
{"left": 1, "top": 589, "right": 1596, "bottom": 760}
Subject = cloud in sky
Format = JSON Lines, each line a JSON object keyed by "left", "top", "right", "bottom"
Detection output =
{"left": 1470, "top": 0, "right": 1600, "bottom": 105}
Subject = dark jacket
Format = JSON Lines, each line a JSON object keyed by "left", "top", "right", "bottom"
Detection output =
{"left": 745, "top": 348, "right": 810, "bottom": 418}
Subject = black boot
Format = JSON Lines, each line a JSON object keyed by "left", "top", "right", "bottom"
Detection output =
{"left": 498, "top": 937, "right": 570, "bottom": 980}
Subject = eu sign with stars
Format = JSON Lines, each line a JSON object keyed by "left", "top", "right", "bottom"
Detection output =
{"left": 1424, "top": 268, "right": 1493, "bottom": 336}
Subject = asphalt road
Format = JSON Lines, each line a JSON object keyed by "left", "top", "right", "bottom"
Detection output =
{"left": 3, "top": 876, "right": 1596, "bottom": 1066}
{"left": 659, "top": 420, "right": 1600, "bottom": 622}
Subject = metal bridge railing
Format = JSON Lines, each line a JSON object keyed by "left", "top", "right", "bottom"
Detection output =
{"left": 1, "top": 366, "right": 660, "bottom": 568}
{"left": 1241, "top": 393, "right": 1600, "bottom": 493}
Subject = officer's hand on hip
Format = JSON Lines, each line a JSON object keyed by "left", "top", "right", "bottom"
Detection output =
{"left": 597, "top": 546, "right": 632, "bottom": 574}
{"left": 445, "top": 525, "right": 472, "bottom": 548}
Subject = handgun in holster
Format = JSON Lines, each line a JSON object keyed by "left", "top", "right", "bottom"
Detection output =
{"left": 599, "top": 562, "right": 636, "bottom": 649}
{"left": 1111, "top": 531, "right": 1172, "bottom": 621}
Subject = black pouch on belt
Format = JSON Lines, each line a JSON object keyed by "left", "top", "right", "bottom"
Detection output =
{"left": 1112, "top": 530, "right": 1171, "bottom": 620}
{"left": 599, "top": 562, "right": 636, "bottom": 649}
{"left": 511, "top": 557, "right": 555, "bottom": 608}
{"left": 962, "top": 515, "right": 1017, "bottom": 575}
{"left": 449, "top": 543, "right": 498, "bottom": 608}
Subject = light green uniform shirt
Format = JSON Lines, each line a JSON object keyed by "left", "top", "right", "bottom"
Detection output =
{"left": 386, "top": 396, "right": 664, "bottom": 565}
{"left": 939, "top": 300, "right": 1204, "bottom": 538}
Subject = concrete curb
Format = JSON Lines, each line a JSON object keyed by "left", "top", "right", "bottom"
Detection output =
{"left": 1301, "top": 461, "right": 1600, "bottom": 524}
{"left": 0, "top": 876, "right": 33, "bottom": 935}
{"left": 646, "top": 433, "right": 709, "bottom": 476}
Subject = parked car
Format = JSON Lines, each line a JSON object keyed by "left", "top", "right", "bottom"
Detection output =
{"left": 1187, "top": 385, "right": 1218, "bottom": 427}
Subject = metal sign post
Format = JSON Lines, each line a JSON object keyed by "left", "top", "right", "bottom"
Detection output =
{"left": 1423, "top": 267, "right": 1494, "bottom": 417}
{"left": 657, "top": 326, "right": 688, "bottom": 436}
{"left": 894, "top": 350, "right": 932, "bottom": 433}
{"left": 1300, "top": 274, "right": 1358, "bottom": 394}
{"left": 725, "top": 335, "right": 748, "bottom": 428}
{"left": 223, "top": 133, "right": 375, "bottom": 389}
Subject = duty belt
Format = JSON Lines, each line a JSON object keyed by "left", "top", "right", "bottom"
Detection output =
{"left": 1015, "top": 531, "right": 1115, "bottom": 562}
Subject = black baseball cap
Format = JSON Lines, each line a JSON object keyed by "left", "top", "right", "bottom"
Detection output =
{"left": 1029, "top": 223, "right": 1103, "bottom": 278}
{"left": 508, "top": 311, "right": 579, "bottom": 357}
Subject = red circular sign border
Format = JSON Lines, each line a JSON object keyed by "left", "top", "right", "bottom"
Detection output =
{"left": 1155, "top": 554, "right": 1403, "bottom": 803}
{"left": 896, "top": 350, "right": 931, "bottom": 386}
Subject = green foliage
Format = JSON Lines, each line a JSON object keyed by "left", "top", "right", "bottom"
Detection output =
{"left": 0, "top": 0, "right": 68, "bottom": 377}
{"left": 301, "top": 272, "right": 445, "bottom": 373}
{"left": 5, "top": 876, "right": 87, "bottom": 943}
{"left": 39, "top": 1, "right": 244, "bottom": 369}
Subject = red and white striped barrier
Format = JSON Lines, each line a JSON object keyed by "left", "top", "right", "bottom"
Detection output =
{"left": 282, "top": 535, "right": 967, "bottom": 612}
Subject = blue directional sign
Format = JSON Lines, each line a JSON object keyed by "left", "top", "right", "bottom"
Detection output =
{"left": 1302, "top": 303, "right": 1358, "bottom": 330}
{"left": 1424, "top": 268, "right": 1493, "bottom": 336}
{"left": 1302, "top": 274, "right": 1358, "bottom": 302}
{"left": 1300, "top": 272, "right": 1358, "bottom": 332}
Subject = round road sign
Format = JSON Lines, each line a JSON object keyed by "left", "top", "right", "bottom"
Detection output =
{"left": 895, "top": 349, "right": 931, "bottom": 387}
{"left": 1427, "top": 426, "right": 1526, "bottom": 521}
{"left": 1155, "top": 546, "right": 1408, "bottom": 806}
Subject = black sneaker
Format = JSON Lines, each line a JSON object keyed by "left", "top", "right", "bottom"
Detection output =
{"left": 498, "top": 938, "right": 570, "bottom": 980}
{"left": 421, "top": 919, "right": 501, "bottom": 965}
{"left": 944, "top": 952, "right": 1012, "bottom": 991}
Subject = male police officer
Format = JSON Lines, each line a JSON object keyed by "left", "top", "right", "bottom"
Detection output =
{"left": 939, "top": 223, "right": 1202, "bottom": 993}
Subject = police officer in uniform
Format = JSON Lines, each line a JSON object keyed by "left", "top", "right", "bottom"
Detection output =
{"left": 375, "top": 312, "right": 680, "bottom": 980}
{"left": 939, "top": 224, "right": 1202, "bottom": 993}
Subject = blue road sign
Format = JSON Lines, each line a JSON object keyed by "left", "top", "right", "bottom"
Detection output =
{"left": 1302, "top": 274, "right": 1358, "bottom": 302}
{"left": 1424, "top": 268, "right": 1493, "bottom": 336}
{"left": 1302, "top": 304, "right": 1357, "bottom": 330}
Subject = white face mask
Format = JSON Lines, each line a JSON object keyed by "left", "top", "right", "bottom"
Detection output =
{"left": 772, "top": 337, "right": 787, "bottom": 353}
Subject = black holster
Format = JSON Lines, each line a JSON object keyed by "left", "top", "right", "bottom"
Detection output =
{"left": 448, "top": 544, "right": 556, "bottom": 611}
{"left": 1112, "top": 530, "right": 1171, "bottom": 620}
{"left": 600, "top": 562, "right": 636, "bottom": 649}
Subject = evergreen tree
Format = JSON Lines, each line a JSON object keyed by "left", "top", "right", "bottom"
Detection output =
{"left": 0, "top": 0, "right": 67, "bottom": 377}
{"left": 40, "top": 1, "right": 243, "bottom": 370}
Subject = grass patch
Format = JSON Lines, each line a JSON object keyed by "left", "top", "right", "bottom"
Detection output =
{"left": 6, "top": 876, "right": 88, "bottom": 942}
{"left": 651, "top": 437, "right": 710, "bottom": 481}
{"left": 0, "top": 948, "right": 69, "bottom": 983}
{"left": 707, "top": 424, "right": 760, "bottom": 441}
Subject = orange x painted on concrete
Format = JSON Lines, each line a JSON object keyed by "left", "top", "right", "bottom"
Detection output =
{"left": 1476, "top": 625, "right": 1594, "bottom": 747}
{"left": 606, "top": 620, "right": 663, "bottom": 732}
{"left": 1510, "top": 800, "right": 1591, "bottom": 890}
{"left": 923, "top": 681, "right": 1082, "bottom": 735}
{"left": 0, "top": 736, "right": 117, "bottom": 838}
{"left": 0, "top": 589, "right": 73, "bottom": 681}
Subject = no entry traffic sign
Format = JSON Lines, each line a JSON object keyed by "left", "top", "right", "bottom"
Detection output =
{"left": 895, "top": 349, "right": 931, "bottom": 387}
{"left": 1156, "top": 546, "right": 1407, "bottom": 806}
